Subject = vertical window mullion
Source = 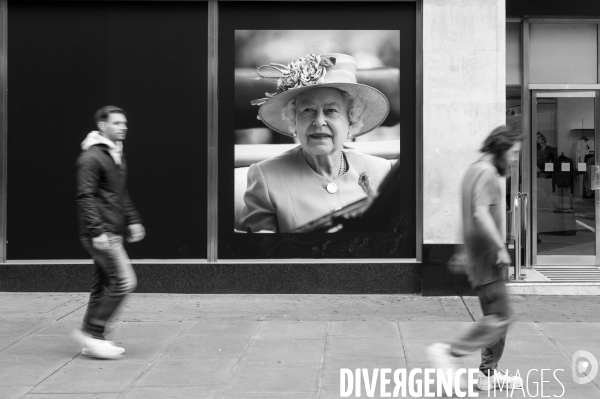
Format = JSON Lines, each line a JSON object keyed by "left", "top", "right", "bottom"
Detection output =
{"left": 207, "top": 0, "right": 219, "bottom": 262}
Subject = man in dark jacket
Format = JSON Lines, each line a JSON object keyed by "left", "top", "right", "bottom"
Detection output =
{"left": 72, "top": 105, "right": 145, "bottom": 359}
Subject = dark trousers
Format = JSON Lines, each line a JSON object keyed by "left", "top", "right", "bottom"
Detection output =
{"left": 450, "top": 280, "right": 512, "bottom": 373}
{"left": 81, "top": 234, "right": 137, "bottom": 339}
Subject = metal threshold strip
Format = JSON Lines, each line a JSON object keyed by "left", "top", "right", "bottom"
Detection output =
{"left": 535, "top": 266, "right": 600, "bottom": 282}
{"left": 506, "top": 281, "right": 600, "bottom": 295}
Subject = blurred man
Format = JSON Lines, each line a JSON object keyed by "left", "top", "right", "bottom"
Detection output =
{"left": 72, "top": 106, "right": 145, "bottom": 359}
{"left": 427, "top": 125, "right": 525, "bottom": 391}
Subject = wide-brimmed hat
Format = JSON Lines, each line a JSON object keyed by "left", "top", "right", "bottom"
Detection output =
{"left": 251, "top": 53, "right": 390, "bottom": 137}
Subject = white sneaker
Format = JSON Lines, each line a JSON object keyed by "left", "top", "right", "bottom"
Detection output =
{"left": 477, "top": 369, "right": 523, "bottom": 391}
{"left": 82, "top": 341, "right": 125, "bottom": 357}
{"left": 71, "top": 329, "right": 124, "bottom": 359}
{"left": 427, "top": 343, "right": 467, "bottom": 389}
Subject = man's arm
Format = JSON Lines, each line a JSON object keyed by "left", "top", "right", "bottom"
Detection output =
{"left": 76, "top": 157, "right": 105, "bottom": 238}
{"left": 123, "top": 190, "right": 142, "bottom": 226}
{"left": 123, "top": 190, "right": 145, "bottom": 242}
{"left": 473, "top": 205, "right": 511, "bottom": 266}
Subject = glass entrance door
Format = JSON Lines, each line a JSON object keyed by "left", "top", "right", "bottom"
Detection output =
{"left": 532, "top": 90, "right": 599, "bottom": 266}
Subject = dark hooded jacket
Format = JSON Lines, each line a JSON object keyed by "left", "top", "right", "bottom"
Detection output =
{"left": 76, "top": 132, "right": 141, "bottom": 238}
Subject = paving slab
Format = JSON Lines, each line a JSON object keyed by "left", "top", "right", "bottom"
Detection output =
{"left": 0, "top": 293, "right": 599, "bottom": 397}
{"left": 53, "top": 307, "right": 87, "bottom": 322}
{"left": 30, "top": 320, "right": 85, "bottom": 336}
{"left": 0, "top": 339, "right": 13, "bottom": 351}
{"left": 0, "top": 386, "right": 32, "bottom": 399}
{"left": 241, "top": 339, "right": 325, "bottom": 363}
{"left": 183, "top": 321, "right": 259, "bottom": 336}
{"left": 508, "top": 321, "right": 544, "bottom": 336}
{"left": 475, "top": 384, "right": 600, "bottom": 399}
{"left": 221, "top": 394, "right": 316, "bottom": 399}
{"left": 253, "top": 322, "right": 328, "bottom": 340}
{"left": 537, "top": 322, "right": 600, "bottom": 339}
{"left": 465, "top": 295, "right": 600, "bottom": 322}
{"left": 133, "top": 358, "right": 238, "bottom": 387}
{"left": 22, "top": 394, "right": 120, "bottom": 399}
{"left": 548, "top": 384, "right": 600, "bottom": 399}
{"left": 320, "top": 357, "right": 407, "bottom": 387}
{"left": 504, "top": 335, "right": 564, "bottom": 357}
{"left": 325, "top": 336, "right": 403, "bottom": 359}
{"left": 398, "top": 321, "right": 474, "bottom": 341}
{"left": 120, "top": 386, "right": 220, "bottom": 399}
{"left": 328, "top": 322, "right": 399, "bottom": 337}
{"left": 225, "top": 362, "right": 320, "bottom": 393}
{"left": 30, "top": 362, "right": 150, "bottom": 393}
{"left": 0, "top": 293, "right": 82, "bottom": 313}
{"left": 0, "top": 335, "right": 78, "bottom": 359}
{"left": 320, "top": 384, "right": 415, "bottom": 399}
{"left": 162, "top": 334, "right": 249, "bottom": 359}
{"left": 0, "top": 358, "right": 71, "bottom": 386}
{"left": 552, "top": 338, "right": 600, "bottom": 363}
{"left": 105, "top": 321, "right": 192, "bottom": 340}
{"left": 0, "top": 319, "right": 48, "bottom": 339}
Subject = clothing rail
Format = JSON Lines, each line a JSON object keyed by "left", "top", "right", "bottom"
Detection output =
{"left": 512, "top": 192, "right": 529, "bottom": 280}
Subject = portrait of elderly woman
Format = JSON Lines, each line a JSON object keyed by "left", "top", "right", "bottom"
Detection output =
{"left": 236, "top": 53, "right": 394, "bottom": 233}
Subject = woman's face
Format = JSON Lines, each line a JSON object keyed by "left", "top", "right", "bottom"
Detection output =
{"left": 537, "top": 134, "right": 544, "bottom": 144}
{"left": 295, "top": 88, "right": 350, "bottom": 157}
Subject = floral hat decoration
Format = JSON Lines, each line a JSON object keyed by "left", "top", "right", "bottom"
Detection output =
{"left": 251, "top": 53, "right": 390, "bottom": 137}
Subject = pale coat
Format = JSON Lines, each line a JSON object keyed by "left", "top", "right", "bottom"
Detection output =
{"left": 237, "top": 146, "right": 393, "bottom": 233}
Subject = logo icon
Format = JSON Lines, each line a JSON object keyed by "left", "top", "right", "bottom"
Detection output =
{"left": 572, "top": 350, "right": 598, "bottom": 384}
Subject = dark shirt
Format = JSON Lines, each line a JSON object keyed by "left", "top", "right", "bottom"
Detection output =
{"left": 552, "top": 156, "right": 574, "bottom": 193}
{"left": 537, "top": 145, "right": 555, "bottom": 172}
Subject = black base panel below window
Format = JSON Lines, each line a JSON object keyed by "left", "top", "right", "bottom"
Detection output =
{"left": 0, "top": 263, "right": 421, "bottom": 294}
{"left": 421, "top": 244, "right": 476, "bottom": 296}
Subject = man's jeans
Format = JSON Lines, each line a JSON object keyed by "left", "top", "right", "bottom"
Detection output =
{"left": 81, "top": 234, "right": 137, "bottom": 339}
{"left": 450, "top": 280, "right": 512, "bottom": 374}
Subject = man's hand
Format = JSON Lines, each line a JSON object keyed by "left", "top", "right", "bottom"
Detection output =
{"left": 127, "top": 224, "right": 146, "bottom": 243}
{"left": 497, "top": 247, "right": 511, "bottom": 267}
{"left": 92, "top": 233, "right": 110, "bottom": 251}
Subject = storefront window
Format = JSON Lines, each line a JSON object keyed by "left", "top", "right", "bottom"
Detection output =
{"left": 4, "top": 0, "right": 417, "bottom": 262}
{"left": 7, "top": 1, "right": 208, "bottom": 259}
{"left": 530, "top": 24, "right": 598, "bottom": 84}
{"left": 506, "top": 22, "right": 521, "bottom": 86}
{"left": 218, "top": 1, "right": 417, "bottom": 259}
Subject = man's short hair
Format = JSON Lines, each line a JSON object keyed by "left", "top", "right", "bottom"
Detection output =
{"left": 94, "top": 105, "right": 126, "bottom": 125}
{"left": 480, "top": 124, "right": 525, "bottom": 156}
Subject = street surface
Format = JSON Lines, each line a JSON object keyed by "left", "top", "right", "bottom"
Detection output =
{"left": 0, "top": 293, "right": 599, "bottom": 398}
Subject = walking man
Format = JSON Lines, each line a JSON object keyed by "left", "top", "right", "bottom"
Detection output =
{"left": 427, "top": 125, "right": 525, "bottom": 391}
{"left": 72, "top": 105, "right": 145, "bottom": 359}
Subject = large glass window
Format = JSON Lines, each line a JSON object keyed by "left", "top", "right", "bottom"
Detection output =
{"left": 218, "top": 1, "right": 417, "bottom": 259}
{"left": 506, "top": 22, "right": 521, "bottom": 86}
{"left": 4, "top": 0, "right": 418, "bottom": 262}
{"left": 530, "top": 24, "right": 598, "bottom": 84}
{"left": 7, "top": 1, "right": 208, "bottom": 259}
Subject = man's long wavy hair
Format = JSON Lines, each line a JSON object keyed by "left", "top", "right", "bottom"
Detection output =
{"left": 480, "top": 124, "right": 525, "bottom": 175}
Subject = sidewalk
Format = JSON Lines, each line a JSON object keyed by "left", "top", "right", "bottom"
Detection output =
{"left": 0, "top": 293, "right": 599, "bottom": 398}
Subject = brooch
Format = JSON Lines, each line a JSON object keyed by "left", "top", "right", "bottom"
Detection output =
{"left": 358, "top": 172, "right": 375, "bottom": 195}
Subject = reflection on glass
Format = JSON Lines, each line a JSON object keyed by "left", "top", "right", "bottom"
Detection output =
{"left": 536, "top": 97, "right": 595, "bottom": 256}
{"left": 536, "top": 132, "right": 556, "bottom": 178}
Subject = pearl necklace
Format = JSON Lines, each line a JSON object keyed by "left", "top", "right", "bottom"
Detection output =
{"left": 324, "top": 152, "right": 348, "bottom": 194}
{"left": 338, "top": 152, "right": 347, "bottom": 177}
